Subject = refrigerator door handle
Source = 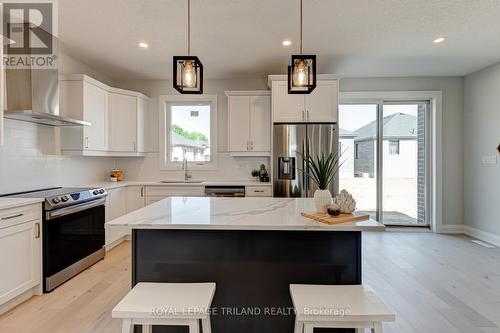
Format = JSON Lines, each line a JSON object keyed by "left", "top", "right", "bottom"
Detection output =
{"left": 302, "top": 137, "right": 307, "bottom": 194}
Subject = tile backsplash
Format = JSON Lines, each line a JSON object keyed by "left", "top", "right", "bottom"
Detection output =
{"left": 0, "top": 120, "right": 114, "bottom": 195}
{"left": 0, "top": 119, "right": 270, "bottom": 195}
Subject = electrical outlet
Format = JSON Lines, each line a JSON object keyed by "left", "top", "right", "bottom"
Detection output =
{"left": 482, "top": 155, "right": 498, "bottom": 165}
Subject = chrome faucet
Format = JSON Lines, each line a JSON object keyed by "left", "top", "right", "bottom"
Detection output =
{"left": 182, "top": 157, "right": 192, "bottom": 181}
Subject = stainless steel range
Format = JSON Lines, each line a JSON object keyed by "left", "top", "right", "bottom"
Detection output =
{"left": 2, "top": 187, "right": 107, "bottom": 292}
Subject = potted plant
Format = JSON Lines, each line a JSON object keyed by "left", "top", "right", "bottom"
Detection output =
{"left": 299, "top": 151, "right": 342, "bottom": 213}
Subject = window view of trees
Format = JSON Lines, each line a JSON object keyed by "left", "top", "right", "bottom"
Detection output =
{"left": 171, "top": 124, "right": 208, "bottom": 143}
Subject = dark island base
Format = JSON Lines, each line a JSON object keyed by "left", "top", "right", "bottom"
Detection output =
{"left": 132, "top": 229, "right": 362, "bottom": 333}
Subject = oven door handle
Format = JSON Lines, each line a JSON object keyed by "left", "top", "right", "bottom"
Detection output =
{"left": 45, "top": 198, "right": 106, "bottom": 221}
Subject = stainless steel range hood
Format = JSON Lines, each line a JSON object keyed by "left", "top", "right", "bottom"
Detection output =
{"left": 3, "top": 38, "right": 90, "bottom": 127}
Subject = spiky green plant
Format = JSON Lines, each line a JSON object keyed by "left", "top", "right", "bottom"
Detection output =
{"left": 298, "top": 151, "right": 343, "bottom": 190}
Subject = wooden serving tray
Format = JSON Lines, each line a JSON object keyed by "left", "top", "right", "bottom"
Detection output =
{"left": 301, "top": 212, "right": 370, "bottom": 225}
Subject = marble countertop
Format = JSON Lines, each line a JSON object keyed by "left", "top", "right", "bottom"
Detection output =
{"left": 76, "top": 180, "right": 272, "bottom": 190}
{"left": 0, "top": 197, "right": 44, "bottom": 210}
{"left": 106, "top": 197, "right": 385, "bottom": 231}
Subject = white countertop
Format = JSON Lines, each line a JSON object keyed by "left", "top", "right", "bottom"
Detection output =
{"left": 79, "top": 180, "right": 272, "bottom": 190}
{"left": 0, "top": 197, "right": 44, "bottom": 210}
{"left": 106, "top": 197, "right": 385, "bottom": 232}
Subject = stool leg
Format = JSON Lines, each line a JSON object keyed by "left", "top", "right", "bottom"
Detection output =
{"left": 304, "top": 323, "right": 314, "bottom": 333}
{"left": 372, "top": 322, "right": 383, "bottom": 333}
{"left": 201, "top": 317, "right": 212, "bottom": 333}
{"left": 188, "top": 319, "right": 200, "bottom": 333}
{"left": 294, "top": 319, "right": 303, "bottom": 333}
{"left": 121, "top": 319, "right": 133, "bottom": 333}
{"left": 143, "top": 325, "right": 152, "bottom": 333}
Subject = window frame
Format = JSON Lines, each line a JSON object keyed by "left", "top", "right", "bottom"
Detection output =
{"left": 159, "top": 94, "right": 218, "bottom": 170}
{"left": 388, "top": 140, "right": 400, "bottom": 155}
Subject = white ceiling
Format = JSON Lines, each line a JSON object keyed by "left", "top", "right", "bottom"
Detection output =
{"left": 59, "top": 0, "right": 500, "bottom": 80}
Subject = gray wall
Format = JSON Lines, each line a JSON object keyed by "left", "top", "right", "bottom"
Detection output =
{"left": 340, "top": 77, "right": 464, "bottom": 226}
{"left": 464, "top": 64, "right": 500, "bottom": 237}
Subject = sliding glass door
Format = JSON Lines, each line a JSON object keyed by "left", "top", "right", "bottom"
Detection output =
{"left": 339, "top": 101, "right": 430, "bottom": 226}
{"left": 338, "top": 104, "right": 378, "bottom": 221}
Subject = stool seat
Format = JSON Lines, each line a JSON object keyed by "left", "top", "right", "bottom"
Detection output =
{"left": 113, "top": 282, "right": 216, "bottom": 333}
{"left": 290, "top": 284, "right": 395, "bottom": 333}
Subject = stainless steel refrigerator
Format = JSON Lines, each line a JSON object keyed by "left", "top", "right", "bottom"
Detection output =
{"left": 273, "top": 123, "right": 339, "bottom": 197}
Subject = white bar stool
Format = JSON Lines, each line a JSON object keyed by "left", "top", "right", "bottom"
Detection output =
{"left": 112, "top": 282, "right": 216, "bottom": 333}
{"left": 290, "top": 284, "right": 395, "bottom": 333}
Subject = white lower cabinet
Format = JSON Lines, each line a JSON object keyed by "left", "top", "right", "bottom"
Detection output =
{"left": 105, "top": 187, "right": 128, "bottom": 249}
{"left": 245, "top": 186, "right": 272, "bottom": 197}
{"left": 145, "top": 186, "right": 205, "bottom": 204}
{"left": 126, "top": 186, "right": 145, "bottom": 213}
{"left": 0, "top": 204, "right": 42, "bottom": 313}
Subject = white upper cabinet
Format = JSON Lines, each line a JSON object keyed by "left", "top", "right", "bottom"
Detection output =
{"left": 109, "top": 92, "right": 137, "bottom": 152}
{"left": 60, "top": 76, "right": 108, "bottom": 152}
{"left": 226, "top": 91, "right": 271, "bottom": 156}
{"left": 270, "top": 77, "right": 339, "bottom": 123}
{"left": 250, "top": 96, "right": 271, "bottom": 152}
{"left": 305, "top": 80, "right": 339, "bottom": 122}
{"left": 60, "top": 74, "right": 148, "bottom": 156}
{"left": 271, "top": 81, "right": 305, "bottom": 123}
{"left": 228, "top": 96, "right": 250, "bottom": 152}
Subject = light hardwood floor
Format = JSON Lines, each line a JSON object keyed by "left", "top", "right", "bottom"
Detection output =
{"left": 0, "top": 232, "right": 499, "bottom": 333}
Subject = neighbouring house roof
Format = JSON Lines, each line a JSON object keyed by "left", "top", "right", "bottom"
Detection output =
{"left": 339, "top": 128, "right": 358, "bottom": 138}
{"left": 353, "top": 113, "right": 417, "bottom": 142}
{"left": 171, "top": 132, "right": 208, "bottom": 150}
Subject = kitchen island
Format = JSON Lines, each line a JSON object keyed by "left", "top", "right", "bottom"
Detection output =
{"left": 106, "top": 197, "right": 384, "bottom": 333}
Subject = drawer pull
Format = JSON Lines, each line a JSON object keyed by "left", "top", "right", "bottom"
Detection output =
{"left": 253, "top": 190, "right": 264, "bottom": 193}
{"left": 1, "top": 213, "right": 23, "bottom": 220}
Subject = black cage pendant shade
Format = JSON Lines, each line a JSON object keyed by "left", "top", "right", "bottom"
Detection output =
{"left": 173, "top": 0, "right": 203, "bottom": 94}
{"left": 288, "top": 0, "right": 316, "bottom": 94}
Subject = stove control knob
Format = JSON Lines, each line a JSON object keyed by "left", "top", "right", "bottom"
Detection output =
{"left": 52, "top": 198, "right": 60, "bottom": 204}
{"left": 99, "top": 189, "right": 105, "bottom": 194}
{"left": 61, "top": 196, "right": 69, "bottom": 202}
{"left": 93, "top": 190, "right": 99, "bottom": 195}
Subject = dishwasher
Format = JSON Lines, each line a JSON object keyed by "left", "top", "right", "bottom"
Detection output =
{"left": 204, "top": 186, "right": 246, "bottom": 197}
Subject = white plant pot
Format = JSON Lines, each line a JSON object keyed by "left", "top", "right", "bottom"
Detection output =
{"left": 313, "top": 189, "right": 332, "bottom": 213}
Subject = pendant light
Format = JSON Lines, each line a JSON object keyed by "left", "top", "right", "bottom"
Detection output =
{"left": 173, "top": 0, "right": 203, "bottom": 94}
{"left": 288, "top": 0, "right": 316, "bottom": 94}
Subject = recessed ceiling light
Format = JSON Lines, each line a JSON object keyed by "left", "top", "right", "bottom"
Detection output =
{"left": 282, "top": 39, "right": 292, "bottom": 46}
{"left": 138, "top": 42, "right": 149, "bottom": 48}
{"left": 433, "top": 37, "right": 446, "bottom": 44}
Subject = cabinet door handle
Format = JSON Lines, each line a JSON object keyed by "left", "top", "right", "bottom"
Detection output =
{"left": 35, "top": 223, "right": 40, "bottom": 238}
{"left": 306, "top": 110, "right": 310, "bottom": 121}
{"left": 133, "top": 141, "right": 136, "bottom": 152}
{"left": 84, "top": 137, "right": 89, "bottom": 149}
{"left": 302, "top": 110, "right": 305, "bottom": 121}
{"left": 140, "top": 186, "right": 144, "bottom": 197}
{"left": 246, "top": 141, "right": 249, "bottom": 151}
{"left": 1, "top": 213, "right": 23, "bottom": 220}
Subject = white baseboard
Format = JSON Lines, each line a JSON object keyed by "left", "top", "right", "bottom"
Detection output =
{"left": 0, "top": 288, "right": 35, "bottom": 316}
{"left": 105, "top": 234, "right": 131, "bottom": 251}
{"left": 438, "top": 224, "right": 464, "bottom": 234}
{"left": 464, "top": 226, "right": 500, "bottom": 247}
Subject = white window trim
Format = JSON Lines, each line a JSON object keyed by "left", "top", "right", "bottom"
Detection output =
{"left": 340, "top": 90, "right": 443, "bottom": 234}
{"left": 159, "top": 94, "right": 218, "bottom": 171}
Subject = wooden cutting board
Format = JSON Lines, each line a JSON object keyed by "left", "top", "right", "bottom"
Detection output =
{"left": 301, "top": 212, "right": 370, "bottom": 225}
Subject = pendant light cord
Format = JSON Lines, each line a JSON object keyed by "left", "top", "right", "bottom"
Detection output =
{"left": 187, "top": 0, "right": 191, "bottom": 56}
{"left": 299, "top": 0, "right": 303, "bottom": 55}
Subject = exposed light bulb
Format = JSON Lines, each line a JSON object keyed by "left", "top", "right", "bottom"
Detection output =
{"left": 183, "top": 60, "right": 196, "bottom": 88}
{"left": 294, "top": 60, "right": 307, "bottom": 87}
